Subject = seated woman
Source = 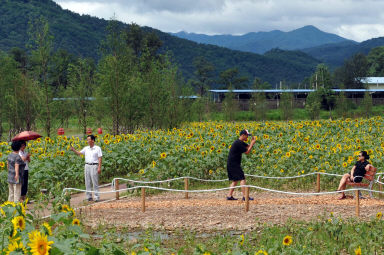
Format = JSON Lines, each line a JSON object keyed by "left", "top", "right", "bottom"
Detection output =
{"left": 336, "top": 151, "right": 374, "bottom": 200}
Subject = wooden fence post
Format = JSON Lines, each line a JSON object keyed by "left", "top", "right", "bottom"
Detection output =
{"left": 141, "top": 187, "right": 146, "bottom": 212}
{"left": 115, "top": 179, "right": 119, "bottom": 200}
{"left": 316, "top": 173, "right": 320, "bottom": 193}
{"left": 245, "top": 186, "right": 250, "bottom": 212}
{"left": 184, "top": 178, "right": 189, "bottom": 199}
{"left": 380, "top": 181, "right": 383, "bottom": 199}
{"left": 355, "top": 189, "right": 360, "bottom": 217}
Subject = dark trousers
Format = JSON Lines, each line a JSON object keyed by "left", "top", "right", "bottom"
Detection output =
{"left": 21, "top": 170, "right": 29, "bottom": 196}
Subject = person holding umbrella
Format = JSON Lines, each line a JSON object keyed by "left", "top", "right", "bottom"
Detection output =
{"left": 70, "top": 135, "right": 103, "bottom": 202}
{"left": 7, "top": 141, "right": 26, "bottom": 202}
{"left": 9, "top": 131, "right": 41, "bottom": 203}
{"left": 226, "top": 129, "right": 256, "bottom": 201}
{"left": 19, "top": 141, "right": 31, "bottom": 202}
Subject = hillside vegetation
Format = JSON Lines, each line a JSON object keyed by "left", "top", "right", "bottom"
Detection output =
{"left": 0, "top": 0, "right": 320, "bottom": 85}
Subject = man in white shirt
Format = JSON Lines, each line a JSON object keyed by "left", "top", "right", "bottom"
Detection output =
{"left": 71, "top": 135, "right": 103, "bottom": 202}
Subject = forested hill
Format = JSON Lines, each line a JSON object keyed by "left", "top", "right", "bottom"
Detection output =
{"left": 302, "top": 37, "right": 384, "bottom": 69}
{"left": 172, "top": 26, "right": 352, "bottom": 54}
{"left": 0, "top": 0, "right": 320, "bottom": 85}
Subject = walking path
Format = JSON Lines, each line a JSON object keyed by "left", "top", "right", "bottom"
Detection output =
{"left": 28, "top": 183, "right": 127, "bottom": 218}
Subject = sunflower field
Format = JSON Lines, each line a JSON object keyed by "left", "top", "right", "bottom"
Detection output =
{"left": 1, "top": 117, "right": 384, "bottom": 201}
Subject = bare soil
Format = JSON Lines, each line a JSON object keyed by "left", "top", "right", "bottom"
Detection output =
{"left": 79, "top": 191, "right": 384, "bottom": 232}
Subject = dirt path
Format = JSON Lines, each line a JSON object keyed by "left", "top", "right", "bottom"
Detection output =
{"left": 79, "top": 191, "right": 384, "bottom": 232}
{"left": 28, "top": 183, "right": 127, "bottom": 217}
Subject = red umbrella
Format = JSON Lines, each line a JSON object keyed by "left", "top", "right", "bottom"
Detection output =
{"left": 12, "top": 131, "right": 42, "bottom": 141}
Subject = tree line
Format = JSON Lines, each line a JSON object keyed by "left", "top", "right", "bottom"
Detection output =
{"left": 1, "top": 16, "right": 384, "bottom": 137}
{"left": 0, "top": 18, "right": 203, "bottom": 139}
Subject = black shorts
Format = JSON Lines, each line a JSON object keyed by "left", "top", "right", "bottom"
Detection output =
{"left": 228, "top": 170, "right": 245, "bottom": 181}
{"left": 353, "top": 176, "right": 363, "bottom": 183}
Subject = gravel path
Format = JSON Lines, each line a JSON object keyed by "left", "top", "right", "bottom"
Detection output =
{"left": 80, "top": 191, "right": 384, "bottom": 231}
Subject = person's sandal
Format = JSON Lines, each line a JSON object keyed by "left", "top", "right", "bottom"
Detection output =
{"left": 337, "top": 194, "right": 346, "bottom": 200}
{"left": 226, "top": 196, "right": 238, "bottom": 200}
{"left": 242, "top": 197, "right": 254, "bottom": 201}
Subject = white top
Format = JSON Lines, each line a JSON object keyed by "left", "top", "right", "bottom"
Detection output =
{"left": 19, "top": 150, "right": 29, "bottom": 171}
{"left": 80, "top": 145, "right": 102, "bottom": 164}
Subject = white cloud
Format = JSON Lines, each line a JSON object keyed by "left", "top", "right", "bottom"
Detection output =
{"left": 55, "top": 0, "right": 384, "bottom": 42}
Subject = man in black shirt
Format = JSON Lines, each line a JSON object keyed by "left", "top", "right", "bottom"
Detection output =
{"left": 226, "top": 129, "right": 256, "bottom": 200}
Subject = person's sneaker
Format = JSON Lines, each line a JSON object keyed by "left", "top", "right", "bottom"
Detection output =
{"left": 226, "top": 196, "right": 238, "bottom": 200}
{"left": 87, "top": 198, "right": 93, "bottom": 202}
{"left": 242, "top": 197, "right": 254, "bottom": 201}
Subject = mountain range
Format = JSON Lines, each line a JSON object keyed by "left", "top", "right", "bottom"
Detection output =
{"left": 172, "top": 25, "right": 354, "bottom": 54}
{"left": 1, "top": 0, "right": 384, "bottom": 86}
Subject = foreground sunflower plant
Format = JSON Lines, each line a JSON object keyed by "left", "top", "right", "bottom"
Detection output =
{"left": 0, "top": 202, "right": 123, "bottom": 255}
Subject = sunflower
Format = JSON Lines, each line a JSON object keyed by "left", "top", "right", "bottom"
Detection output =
{"left": 343, "top": 162, "right": 348, "bottom": 168}
{"left": 376, "top": 212, "right": 382, "bottom": 220}
{"left": 72, "top": 218, "right": 80, "bottom": 226}
{"left": 286, "top": 152, "right": 291, "bottom": 157}
{"left": 217, "top": 149, "right": 222, "bottom": 153}
{"left": 152, "top": 161, "right": 156, "bottom": 168}
{"left": 12, "top": 216, "right": 25, "bottom": 231}
{"left": 160, "top": 152, "right": 167, "bottom": 159}
{"left": 61, "top": 204, "right": 70, "bottom": 213}
{"left": 255, "top": 250, "right": 268, "bottom": 255}
{"left": 139, "top": 169, "right": 145, "bottom": 175}
{"left": 5, "top": 241, "right": 27, "bottom": 255}
{"left": 104, "top": 139, "right": 110, "bottom": 145}
{"left": 239, "top": 234, "right": 245, "bottom": 246}
{"left": 354, "top": 246, "right": 361, "bottom": 255}
{"left": 209, "top": 170, "right": 213, "bottom": 175}
{"left": 68, "top": 208, "right": 76, "bottom": 217}
{"left": 282, "top": 235, "right": 292, "bottom": 246}
{"left": 315, "top": 144, "right": 321, "bottom": 149}
{"left": 42, "top": 222, "right": 52, "bottom": 236}
{"left": 60, "top": 151, "right": 65, "bottom": 156}
{"left": 28, "top": 230, "right": 54, "bottom": 255}
{"left": 0, "top": 161, "right": 5, "bottom": 168}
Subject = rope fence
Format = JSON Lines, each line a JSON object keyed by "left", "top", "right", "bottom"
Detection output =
{"left": 61, "top": 171, "right": 384, "bottom": 217}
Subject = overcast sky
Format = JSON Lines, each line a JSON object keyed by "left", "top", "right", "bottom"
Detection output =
{"left": 54, "top": 0, "right": 384, "bottom": 42}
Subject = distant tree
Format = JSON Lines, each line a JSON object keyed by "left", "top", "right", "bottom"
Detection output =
{"left": 310, "top": 64, "right": 333, "bottom": 89}
{"left": 0, "top": 54, "right": 21, "bottom": 138}
{"left": 367, "top": 46, "right": 384, "bottom": 76}
{"left": 9, "top": 47, "right": 40, "bottom": 130}
{"left": 50, "top": 49, "right": 76, "bottom": 91}
{"left": 251, "top": 77, "right": 270, "bottom": 120}
{"left": 97, "top": 18, "right": 135, "bottom": 135}
{"left": 219, "top": 68, "right": 249, "bottom": 89}
{"left": 222, "top": 90, "right": 237, "bottom": 121}
{"left": 335, "top": 84, "right": 348, "bottom": 118}
{"left": 143, "top": 32, "right": 162, "bottom": 58}
{"left": 362, "top": 91, "right": 373, "bottom": 117}
{"left": 28, "top": 17, "right": 54, "bottom": 137}
{"left": 334, "top": 53, "right": 369, "bottom": 89}
{"left": 193, "top": 56, "right": 215, "bottom": 96}
{"left": 305, "top": 90, "right": 321, "bottom": 120}
{"left": 280, "top": 90, "right": 294, "bottom": 120}
{"left": 125, "top": 23, "right": 144, "bottom": 58}
{"left": 67, "top": 58, "right": 95, "bottom": 136}
{"left": 10, "top": 47, "right": 28, "bottom": 72}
